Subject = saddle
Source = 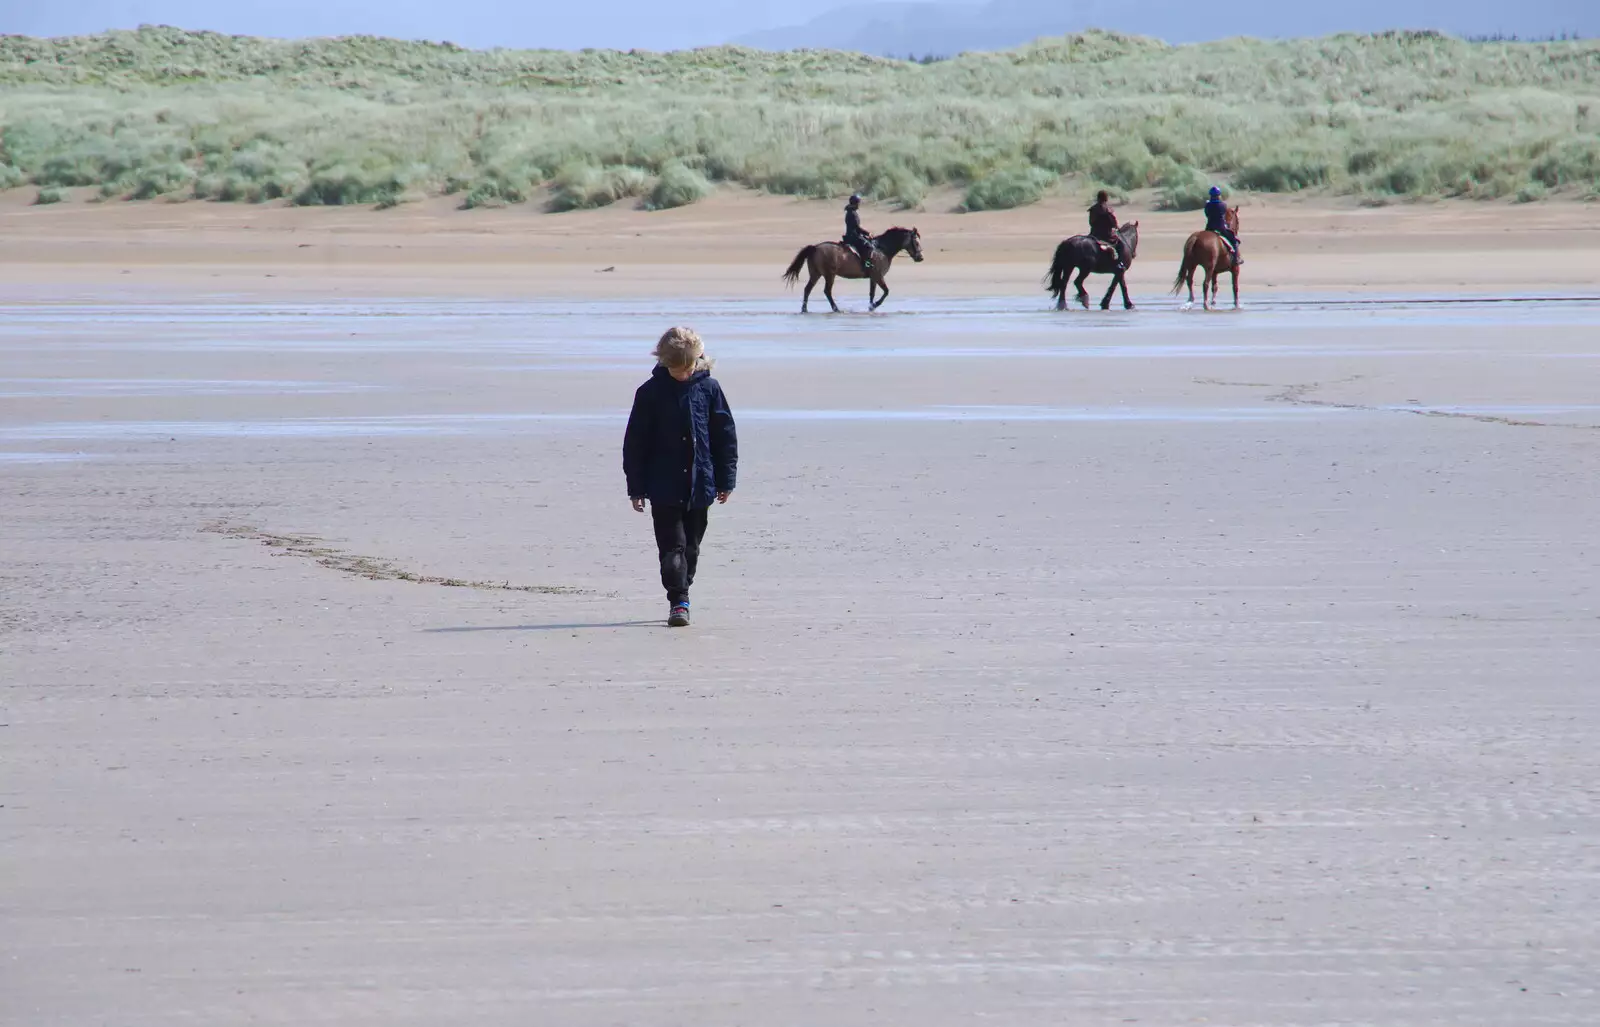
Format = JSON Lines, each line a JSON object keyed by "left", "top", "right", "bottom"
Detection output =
{"left": 1210, "top": 231, "right": 1238, "bottom": 260}
{"left": 841, "top": 238, "right": 878, "bottom": 266}
{"left": 1091, "top": 238, "right": 1118, "bottom": 261}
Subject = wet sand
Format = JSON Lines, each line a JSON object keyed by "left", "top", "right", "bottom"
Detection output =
{"left": 4, "top": 201, "right": 1600, "bottom": 1025}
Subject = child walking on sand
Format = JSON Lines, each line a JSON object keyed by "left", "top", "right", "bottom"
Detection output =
{"left": 623, "top": 327, "right": 738, "bottom": 627}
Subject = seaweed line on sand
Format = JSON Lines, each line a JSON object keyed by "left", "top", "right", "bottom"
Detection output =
{"left": 202, "top": 522, "right": 593, "bottom": 595}
{"left": 1196, "top": 377, "right": 1600, "bottom": 430}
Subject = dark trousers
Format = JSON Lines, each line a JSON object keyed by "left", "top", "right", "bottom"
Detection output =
{"left": 651, "top": 503, "right": 709, "bottom": 605}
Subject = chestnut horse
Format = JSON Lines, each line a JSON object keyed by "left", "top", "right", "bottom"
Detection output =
{"left": 782, "top": 227, "right": 925, "bottom": 313}
{"left": 1172, "top": 206, "right": 1241, "bottom": 310}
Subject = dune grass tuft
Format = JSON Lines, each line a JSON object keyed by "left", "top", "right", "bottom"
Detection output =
{"left": 459, "top": 177, "right": 527, "bottom": 209}
{"left": 547, "top": 164, "right": 655, "bottom": 212}
{"left": 645, "top": 161, "right": 713, "bottom": 210}
{"left": 1154, "top": 163, "right": 1211, "bottom": 210}
{"left": 963, "top": 165, "right": 1057, "bottom": 211}
{"left": 1234, "top": 157, "right": 1332, "bottom": 193}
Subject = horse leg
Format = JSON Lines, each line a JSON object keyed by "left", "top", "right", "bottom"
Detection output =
{"left": 1201, "top": 266, "right": 1214, "bottom": 311}
{"left": 1184, "top": 262, "right": 1196, "bottom": 309}
{"left": 1099, "top": 272, "right": 1119, "bottom": 310}
{"left": 867, "top": 278, "right": 877, "bottom": 309}
{"left": 871, "top": 276, "right": 889, "bottom": 310}
{"left": 823, "top": 274, "right": 840, "bottom": 313}
{"left": 1074, "top": 268, "right": 1091, "bottom": 309}
{"left": 802, "top": 271, "right": 819, "bottom": 314}
{"left": 1230, "top": 267, "right": 1240, "bottom": 309}
{"left": 1120, "top": 271, "right": 1135, "bottom": 310}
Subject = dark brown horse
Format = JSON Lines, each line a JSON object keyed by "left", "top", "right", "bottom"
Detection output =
{"left": 1172, "top": 206, "right": 1241, "bottom": 310}
{"left": 782, "top": 227, "right": 925, "bottom": 312}
{"left": 1045, "top": 222, "right": 1140, "bottom": 311}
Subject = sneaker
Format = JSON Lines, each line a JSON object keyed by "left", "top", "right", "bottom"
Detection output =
{"left": 668, "top": 602, "right": 691, "bottom": 627}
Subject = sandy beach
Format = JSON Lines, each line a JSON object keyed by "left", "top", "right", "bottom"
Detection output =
{"left": 4, "top": 193, "right": 1599, "bottom": 1026}
{"left": 4, "top": 188, "right": 1600, "bottom": 299}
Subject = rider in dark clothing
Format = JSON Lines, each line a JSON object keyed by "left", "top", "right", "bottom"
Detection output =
{"left": 1204, "top": 186, "right": 1242, "bottom": 265}
{"left": 843, "top": 193, "right": 874, "bottom": 271}
{"left": 1087, "top": 190, "right": 1127, "bottom": 271}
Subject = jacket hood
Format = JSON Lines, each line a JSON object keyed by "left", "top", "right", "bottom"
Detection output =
{"left": 653, "top": 357, "right": 715, "bottom": 380}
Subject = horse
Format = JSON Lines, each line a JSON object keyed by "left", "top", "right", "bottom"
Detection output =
{"left": 1044, "top": 222, "right": 1140, "bottom": 311}
{"left": 782, "top": 226, "right": 925, "bottom": 313}
{"left": 1172, "top": 206, "right": 1241, "bottom": 310}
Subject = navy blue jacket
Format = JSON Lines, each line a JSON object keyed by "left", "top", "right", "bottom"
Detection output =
{"left": 1204, "top": 198, "right": 1229, "bottom": 233}
{"left": 623, "top": 366, "right": 737, "bottom": 509}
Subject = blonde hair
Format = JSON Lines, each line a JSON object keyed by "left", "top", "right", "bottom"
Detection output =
{"left": 654, "top": 326, "right": 709, "bottom": 371}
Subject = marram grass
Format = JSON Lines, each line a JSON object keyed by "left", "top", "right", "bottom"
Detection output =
{"left": 0, "top": 26, "right": 1596, "bottom": 211}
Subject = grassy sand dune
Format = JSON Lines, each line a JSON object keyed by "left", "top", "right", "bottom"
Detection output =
{"left": 0, "top": 26, "right": 1596, "bottom": 211}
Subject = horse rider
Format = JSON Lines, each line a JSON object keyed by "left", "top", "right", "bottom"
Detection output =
{"left": 1204, "top": 186, "right": 1242, "bottom": 265}
{"left": 844, "top": 193, "right": 874, "bottom": 272}
{"left": 1087, "top": 190, "right": 1127, "bottom": 272}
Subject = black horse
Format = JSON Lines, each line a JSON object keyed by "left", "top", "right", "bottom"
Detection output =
{"left": 783, "top": 226, "right": 925, "bottom": 313}
{"left": 1045, "top": 221, "right": 1140, "bottom": 311}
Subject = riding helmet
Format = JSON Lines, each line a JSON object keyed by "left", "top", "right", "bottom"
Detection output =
{"left": 1209, "top": 185, "right": 1222, "bottom": 198}
{"left": 848, "top": 193, "right": 862, "bottom": 204}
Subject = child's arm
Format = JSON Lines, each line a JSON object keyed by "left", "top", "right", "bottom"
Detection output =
{"left": 709, "top": 383, "right": 738, "bottom": 500}
{"left": 623, "top": 387, "right": 649, "bottom": 506}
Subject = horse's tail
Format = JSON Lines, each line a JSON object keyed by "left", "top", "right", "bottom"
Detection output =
{"left": 783, "top": 246, "right": 817, "bottom": 286}
{"left": 1044, "top": 240, "right": 1073, "bottom": 297}
{"left": 1170, "top": 236, "right": 1195, "bottom": 295}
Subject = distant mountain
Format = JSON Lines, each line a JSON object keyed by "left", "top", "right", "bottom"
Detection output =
{"left": 733, "top": 0, "right": 1595, "bottom": 54}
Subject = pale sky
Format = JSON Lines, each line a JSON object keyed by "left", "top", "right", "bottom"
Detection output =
{"left": 0, "top": 0, "right": 806, "bottom": 50}
{"left": 0, "top": 0, "right": 1590, "bottom": 50}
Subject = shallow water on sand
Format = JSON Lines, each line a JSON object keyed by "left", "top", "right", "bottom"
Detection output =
{"left": 2, "top": 293, "right": 1597, "bottom": 456}
{"left": 0, "top": 406, "right": 1351, "bottom": 442}
{"left": 1, "top": 294, "right": 1597, "bottom": 355}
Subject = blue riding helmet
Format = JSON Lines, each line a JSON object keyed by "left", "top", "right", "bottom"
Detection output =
{"left": 1209, "top": 186, "right": 1222, "bottom": 198}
